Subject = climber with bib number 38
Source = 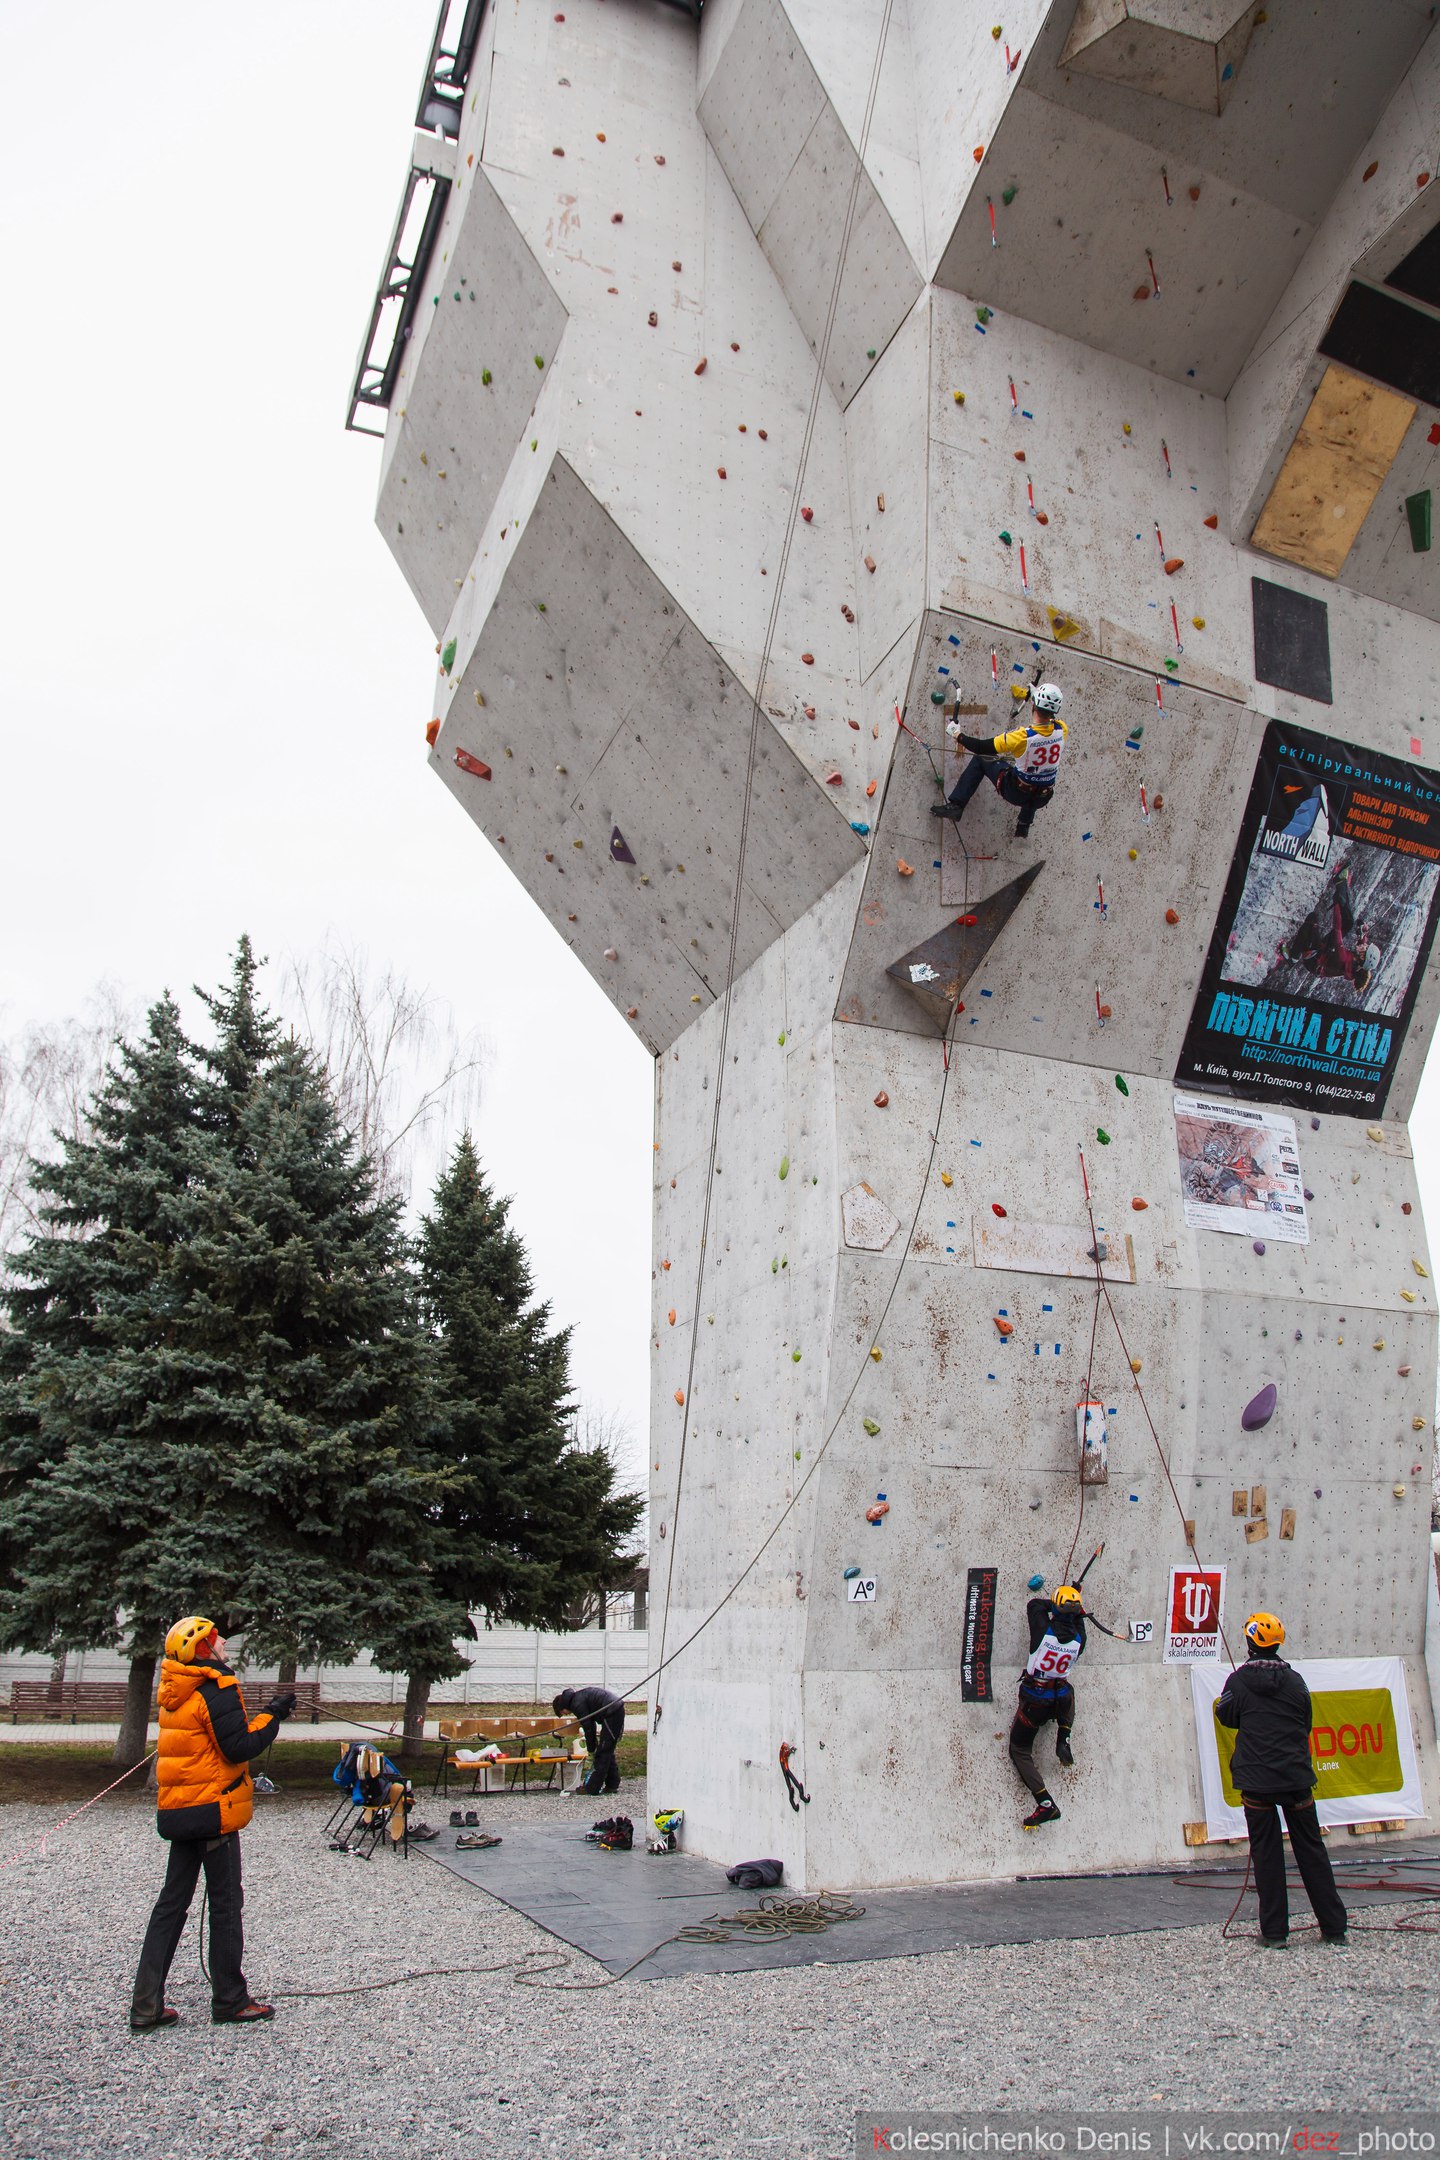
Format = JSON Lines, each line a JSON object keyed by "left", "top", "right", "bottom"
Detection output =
{"left": 933, "top": 680, "right": 1066, "bottom": 840}
{"left": 1009, "top": 1585, "right": 1086, "bottom": 1828}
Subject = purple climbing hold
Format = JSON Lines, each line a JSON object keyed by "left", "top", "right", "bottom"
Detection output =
{"left": 1294, "top": 1329, "right": 1302, "bottom": 1342}
{"left": 1252, "top": 1240, "right": 1266, "bottom": 1255}
{"left": 1241, "top": 1382, "right": 1277, "bottom": 1432}
{"left": 1303, "top": 1189, "right": 1314, "bottom": 1201}
{"left": 1311, "top": 1116, "right": 1321, "bottom": 1130}
{"left": 610, "top": 826, "right": 637, "bottom": 865}
{"left": 1314, "top": 1488, "right": 1322, "bottom": 1499}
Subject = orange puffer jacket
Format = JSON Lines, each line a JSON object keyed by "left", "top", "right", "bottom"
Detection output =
{"left": 155, "top": 1655, "right": 278, "bottom": 1841}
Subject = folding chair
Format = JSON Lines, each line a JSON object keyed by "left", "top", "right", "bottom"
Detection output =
{"left": 325, "top": 1742, "right": 413, "bottom": 1859}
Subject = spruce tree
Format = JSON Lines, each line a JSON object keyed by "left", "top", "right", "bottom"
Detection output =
{"left": 0, "top": 942, "right": 446, "bottom": 1767}
{"left": 0, "top": 993, "right": 212, "bottom": 1761}
{"left": 375, "top": 1135, "right": 643, "bottom": 1755}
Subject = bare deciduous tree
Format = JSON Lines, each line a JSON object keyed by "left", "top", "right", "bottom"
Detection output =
{"left": 281, "top": 939, "right": 487, "bottom": 1205}
{"left": 0, "top": 984, "right": 133, "bottom": 1264}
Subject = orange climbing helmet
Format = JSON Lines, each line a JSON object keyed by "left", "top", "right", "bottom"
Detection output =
{"left": 1245, "top": 1610, "right": 1285, "bottom": 1650}
{"left": 164, "top": 1614, "right": 218, "bottom": 1664}
{"left": 1053, "top": 1585, "right": 1083, "bottom": 1608}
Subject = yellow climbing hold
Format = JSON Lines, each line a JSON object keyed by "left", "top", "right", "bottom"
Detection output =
{"left": 940, "top": 1171, "right": 953, "bottom": 1187}
{"left": 1191, "top": 617, "right": 1206, "bottom": 630}
{"left": 1401, "top": 1289, "right": 1417, "bottom": 1302}
{"left": 1413, "top": 1258, "right": 1429, "bottom": 1276}
{"left": 1129, "top": 1357, "right": 1143, "bottom": 1374}
{"left": 870, "top": 1347, "right": 883, "bottom": 1362}
{"left": 1367, "top": 1126, "right": 1384, "bottom": 1143}
{"left": 1128, "top": 848, "right": 1138, "bottom": 861}
{"left": 863, "top": 1418, "right": 880, "bottom": 1435}
{"left": 1414, "top": 1416, "right": 1428, "bottom": 1430}
{"left": 1373, "top": 1339, "right": 1386, "bottom": 1350}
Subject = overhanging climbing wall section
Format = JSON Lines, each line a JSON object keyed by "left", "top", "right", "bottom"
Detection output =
{"left": 358, "top": 0, "right": 1440, "bottom": 1889}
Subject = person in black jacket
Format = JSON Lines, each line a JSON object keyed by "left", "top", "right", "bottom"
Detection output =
{"left": 553, "top": 1685, "right": 625, "bottom": 1796}
{"left": 1215, "top": 1611, "right": 1347, "bottom": 1946}
{"left": 1009, "top": 1586, "right": 1086, "bottom": 1828}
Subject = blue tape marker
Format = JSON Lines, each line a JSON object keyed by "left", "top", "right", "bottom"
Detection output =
{"left": 981, "top": 988, "right": 993, "bottom": 997}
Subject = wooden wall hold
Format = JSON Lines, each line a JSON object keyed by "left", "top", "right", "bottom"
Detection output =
{"left": 1250, "top": 1484, "right": 1267, "bottom": 1517}
{"left": 1183, "top": 1518, "right": 1196, "bottom": 1543}
{"left": 1244, "top": 1516, "right": 1270, "bottom": 1543}
{"left": 1279, "top": 1507, "right": 1296, "bottom": 1540}
{"left": 1232, "top": 1489, "right": 1248, "bottom": 1516}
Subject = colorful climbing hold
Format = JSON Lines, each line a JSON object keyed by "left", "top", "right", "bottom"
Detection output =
{"left": 1165, "top": 908, "right": 1180, "bottom": 925}
{"left": 694, "top": 357, "right": 708, "bottom": 375}
{"left": 870, "top": 1347, "right": 883, "bottom": 1362}
{"left": 1096, "top": 1129, "right": 1111, "bottom": 1145}
{"left": 801, "top": 506, "right": 814, "bottom": 522}
{"left": 874, "top": 1091, "right": 890, "bottom": 1108}
{"left": 674, "top": 1389, "right": 685, "bottom": 1405}
{"left": 992, "top": 1203, "right": 1008, "bottom": 1218}
{"left": 940, "top": 1172, "right": 953, "bottom": 1187}
{"left": 862, "top": 1418, "right": 880, "bottom": 1436}
{"left": 779, "top": 1157, "right": 790, "bottom": 1180}
{"left": 1002, "top": 186, "right": 1017, "bottom": 205}
{"left": 1115, "top": 1076, "right": 1129, "bottom": 1095}
{"left": 994, "top": 1317, "right": 1014, "bottom": 1337}
{"left": 1253, "top": 1240, "right": 1266, "bottom": 1255}
{"left": 453, "top": 748, "right": 491, "bottom": 779}
{"left": 425, "top": 718, "right": 440, "bottom": 746}
{"left": 1131, "top": 1198, "right": 1148, "bottom": 1211}
{"left": 1241, "top": 1384, "right": 1277, "bottom": 1432}
{"left": 1414, "top": 1258, "right": 1429, "bottom": 1277}
{"left": 866, "top": 1498, "right": 890, "bottom": 1523}
{"left": 897, "top": 859, "right": 914, "bottom": 876}
{"left": 440, "top": 638, "right": 457, "bottom": 673}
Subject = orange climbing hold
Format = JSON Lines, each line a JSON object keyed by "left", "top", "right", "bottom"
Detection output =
{"left": 994, "top": 1316, "right": 1014, "bottom": 1336}
{"left": 897, "top": 859, "right": 914, "bottom": 876}
{"left": 973, "top": 145, "right": 985, "bottom": 163}
{"left": 1133, "top": 286, "right": 1150, "bottom": 301}
{"left": 1013, "top": 450, "right": 1026, "bottom": 462}
{"left": 694, "top": 357, "right": 708, "bottom": 375}
{"left": 717, "top": 467, "right": 727, "bottom": 479}
{"left": 803, "top": 704, "right": 816, "bottom": 718}
{"left": 674, "top": 1389, "right": 685, "bottom": 1405}
{"left": 1163, "top": 557, "right": 1183, "bottom": 575}
{"left": 866, "top": 1500, "right": 890, "bottom": 1523}
{"left": 874, "top": 1091, "right": 890, "bottom": 1108}
{"left": 1165, "top": 907, "right": 1180, "bottom": 924}
{"left": 1131, "top": 1198, "right": 1148, "bottom": 1211}
{"left": 667, "top": 1309, "right": 676, "bottom": 1326}
{"left": 864, "top": 555, "right": 876, "bottom": 573}
{"left": 866, "top": 780, "right": 877, "bottom": 797}
{"left": 425, "top": 718, "right": 440, "bottom": 746}
{"left": 1203, "top": 513, "right": 1219, "bottom": 528}
{"left": 626, "top": 1006, "right": 638, "bottom": 1019}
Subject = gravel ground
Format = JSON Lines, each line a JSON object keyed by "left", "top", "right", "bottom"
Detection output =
{"left": 2, "top": 1784, "right": 1436, "bottom": 2160}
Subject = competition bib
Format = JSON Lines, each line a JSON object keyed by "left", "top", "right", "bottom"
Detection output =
{"left": 1025, "top": 1630, "right": 1077, "bottom": 1681}
{"left": 1018, "top": 726, "right": 1065, "bottom": 783}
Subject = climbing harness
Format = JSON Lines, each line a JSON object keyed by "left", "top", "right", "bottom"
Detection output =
{"left": 779, "top": 1742, "right": 810, "bottom": 1812}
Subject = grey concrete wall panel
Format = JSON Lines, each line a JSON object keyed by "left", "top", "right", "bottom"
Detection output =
{"left": 359, "top": 0, "right": 1440, "bottom": 1888}
{"left": 378, "top": 166, "right": 570, "bottom": 633}
{"left": 699, "top": 0, "right": 922, "bottom": 405}
{"left": 932, "top": 2, "right": 1431, "bottom": 396}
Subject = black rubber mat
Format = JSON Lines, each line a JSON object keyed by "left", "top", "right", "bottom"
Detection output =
{"left": 422, "top": 1822, "right": 1440, "bottom": 1981}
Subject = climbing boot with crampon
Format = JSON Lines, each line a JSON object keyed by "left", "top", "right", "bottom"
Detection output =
{"left": 597, "top": 1816, "right": 634, "bottom": 1851}
{"left": 1023, "top": 1799, "right": 1061, "bottom": 1829}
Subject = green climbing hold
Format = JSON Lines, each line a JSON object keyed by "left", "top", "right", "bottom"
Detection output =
{"left": 867, "top": 348, "right": 877, "bottom": 359}
{"left": 1002, "top": 186, "right": 1017, "bottom": 205}
{"left": 534, "top": 354, "right": 545, "bottom": 368}
{"left": 772, "top": 1259, "right": 779, "bottom": 1274}
{"left": 482, "top": 368, "right": 492, "bottom": 385}
{"left": 999, "top": 530, "right": 1012, "bottom": 545}
{"left": 453, "top": 291, "right": 461, "bottom": 301}
{"left": 931, "top": 690, "right": 946, "bottom": 704}
{"left": 863, "top": 1418, "right": 880, "bottom": 1436}
{"left": 976, "top": 306, "right": 993, "bottom": 325}
{"left": 1115, "top": 1075, "right": 1129, "bottom": 1096}
{"left": 1164, "top": 658, "right": 1179, "bottom": 673}
{"left": 1096, "top": 1128, "right": 1111, "bottom": 1145}
{"left": 779, "top": 1157, "right": 790, "bottom": 1180}
{"left": 440, "top": 638, "right": 457, "bottom": 674}
{"left": 778, "top": 1030, "right": 787, "bottom": 1046}
{"left": 531, "top": 440, "right": 538, "bottom": 451}
{"left": 537, "top": 602, "right": 547, "bottom": 612}
{"left": 792, "top": 1349, "right": 802, "bottom": 1362}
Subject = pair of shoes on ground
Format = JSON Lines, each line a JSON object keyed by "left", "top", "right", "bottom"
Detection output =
{"left": 1257, "top": 1930, "right": 1347, "bottom": 1947}
{"left": 456, "top": 1830, "right": 502, "bottom": 1850}
{"left": 586, "top": 1814, "right": 634, "bottom": 1850}
{"left": 449, "top": 1808, "right": 481, "bottom": 1828}
{"left": 407, "top": 1821, "right": 440, "bottom": 1842}
{"left": 133, "top": 2001, "right": 274, "bottom": 2030}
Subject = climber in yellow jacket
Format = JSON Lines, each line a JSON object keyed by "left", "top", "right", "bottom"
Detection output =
{"left": 932, "top": 681, "right": 1067, "bottom": 839}
{"left": 129, "top": 1614, "right": 296, "bottom": 2032}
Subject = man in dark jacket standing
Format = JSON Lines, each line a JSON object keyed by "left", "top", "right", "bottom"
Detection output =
{"left": 1215, "top": 1611, "right": 1347, "bottom": 1946}
{"left": 553, "top": 1684, "right": 625, "bottom": 1796}
{"left": 130, "top": 1615, "right": 296, "bottom": 2031}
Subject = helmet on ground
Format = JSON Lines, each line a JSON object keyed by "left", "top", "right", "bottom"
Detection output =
{"left": 1030, "top": 682, "right": 1063, "bottom": 716}
{"left": 165, "top": 1614, "right": 217, "bottom": 1664}
{"left": 1245, "top": 1610, "right": 1285, "bottom": 1649}
{"left": 1054, "top": 1585, "right": 1083, "bottom": 1607}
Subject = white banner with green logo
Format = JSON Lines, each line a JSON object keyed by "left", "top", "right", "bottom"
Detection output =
{"left": 1190, "top": 1657, "right": 1425, "bottom": 1839}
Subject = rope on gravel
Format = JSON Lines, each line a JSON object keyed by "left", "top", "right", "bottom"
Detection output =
{"left": 0, "top": 1750, "right": 157, "bottom": 1874}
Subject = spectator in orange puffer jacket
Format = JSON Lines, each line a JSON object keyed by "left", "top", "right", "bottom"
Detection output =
{"left": 129, "top": 1615, "right": 295, "bottom": 2032}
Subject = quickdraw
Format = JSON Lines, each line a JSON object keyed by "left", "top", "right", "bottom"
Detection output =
{"left": 779, "top": 1741, "right": 810, "bottom": 1811}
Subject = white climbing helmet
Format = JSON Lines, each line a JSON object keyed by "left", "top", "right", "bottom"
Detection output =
{"left": 1031, "top": 682, "right": 1063, "bottom": 716}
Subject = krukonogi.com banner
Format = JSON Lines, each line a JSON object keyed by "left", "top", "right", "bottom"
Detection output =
{"left": 1175, "top": 719, "right": 1440, "bottom": 1116}
{"left": 1189, "top": 1657, "right": 1425, "bottom": 1838}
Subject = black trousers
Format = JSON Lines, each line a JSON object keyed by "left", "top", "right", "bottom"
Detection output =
{"left": 948, "top": 757, "right": 1053, "bottom": 835}
{"left": 132, "top": 1832, "right": 248, "bottom": 2021}
{"left": 1008, "top": 1682, "right": 1074, "bottom": 1799}
{"left": 1241, "top": 1790, "right": 1348, "bottom": 1940}
{"left": 580, "top": 1712, "right": 625, "bottom": 1795}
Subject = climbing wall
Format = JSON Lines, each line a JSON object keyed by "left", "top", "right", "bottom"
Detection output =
{"left": 357, "top": 0, "right": 1440, "bottom": 1887}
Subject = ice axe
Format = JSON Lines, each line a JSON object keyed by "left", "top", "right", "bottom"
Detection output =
{"left": 1073, "top": 1542, "right": 1104, "bottom": 1590}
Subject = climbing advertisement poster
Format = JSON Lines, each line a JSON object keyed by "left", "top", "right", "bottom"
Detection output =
{"left": 1174, "top": 719, "right": 1440, "bottom": 1117}
{"left": 1163, "top": 1564, "right": 1225, "bottom": 1665}
{"left": 1189, "top": 1659, "right": 1425, "bottom": 1838}
{"left": 960, "top": 1568, "right": 997, "bottom": 1702}
{"left": 1173, "top": 1093, "right": 1310, "bottom": 1244}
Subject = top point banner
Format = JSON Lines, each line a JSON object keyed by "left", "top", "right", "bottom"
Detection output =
{"left": 1175, "top": 719, "right": 1440, "bottom": 1117}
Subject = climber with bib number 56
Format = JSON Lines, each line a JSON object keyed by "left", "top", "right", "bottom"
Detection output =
{"left": 1008, "top": 1585, "right": 1086, "bottom": 1829}
{"left": 933, "top": 680, "right": 1067, "bottom": 840}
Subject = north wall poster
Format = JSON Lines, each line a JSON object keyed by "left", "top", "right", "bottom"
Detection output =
{"left": 1175, "top": 719, "right": 1440, "bottom": 1117}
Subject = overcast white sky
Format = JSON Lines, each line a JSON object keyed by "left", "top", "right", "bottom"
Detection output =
{"left": 0, "top": 1, "right": 652, "bottom": 1475}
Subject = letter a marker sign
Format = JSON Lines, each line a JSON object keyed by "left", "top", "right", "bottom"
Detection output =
{"left": 1163, "top": 1564, "right": 1226, "bottom": 1663}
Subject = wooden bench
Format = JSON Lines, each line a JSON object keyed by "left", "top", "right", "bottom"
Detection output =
{"left": 432, "top": 1715, "right": 584, "bottom": 1796}
{"left": 9, "top": 1676, "right": 324, "bottom": 1724}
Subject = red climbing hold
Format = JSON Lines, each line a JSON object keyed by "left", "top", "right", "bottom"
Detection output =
{"left": 1133, "top": 286, "right": 1150, "bottom": 301}
{"left": 425, "top": 718, "right": 440, "bottom": 746}
{"left": 717, "top": 467, "right": 727, "bottom": 479}
{"left": 961, "top": 913, "right": 978, "bottom": 926}
{"left": 1165, "top": 908, "right": 1180, "bottom": 924}
{"left": 991, "top": 1204, "right": 1008, "bottom": 1218}
{"left": 864, "top": 554, "right": 876, "bottom": 573}
{"left": 1362, "top": 161, "right": 1378, "bottom": 181}
{"left": 825, "top": 770, "right": 843, "bottom": 786}
{"left": 694, "top": 357, "right": 708, "bottom": 375}
{"left": 802, "top": 653, "right": 815, "bottom": 665}
{"left": 730, "top": 341, "right": 740, "bottom": 351}
{"left": 801, "top": 507, "right": 814, "bottom": 522}
{"left": 842, "top": 605, "right": 855, "bottom": 623}
{"left": 1131, "top": 1198, "right": 1148, "bottom": 1211}
{"left": 454, "top": 748, "right": 491, "bottom": 779}
{"left": 611, "top": 212, "right": 623, "bottom": 223}
{"left": 803, "top": 705, "right": 816, "bottom": 718}
{"left": 1420, "top": 172, "right": 1432, "bottom": 188}
{"left": 1203, "top": 513, "right": 1219, "bottom": 528}
{"left": 648, "top": 311, "right": 658, "bottom": 326}
{"left": 1429, "top": 424, "right": 1440, "bottom": 446}
{"left": 1013, "top": 450, "right": 1026, "bottom": 462}
{"left": 873, "top": 1091, "right": 890, "bottom": 1108}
